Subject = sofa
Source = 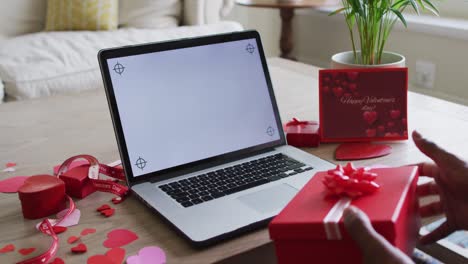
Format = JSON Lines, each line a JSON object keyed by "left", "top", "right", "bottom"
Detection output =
{"left": 0, "top": 0, "right": 243, "bottom": 102}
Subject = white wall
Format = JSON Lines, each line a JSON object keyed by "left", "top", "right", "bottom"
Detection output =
{"left": 227, "top": 6, "right": 468, "bottom": 106}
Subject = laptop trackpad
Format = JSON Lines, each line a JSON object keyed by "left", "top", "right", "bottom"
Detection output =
{"left": 237, "top": 184, "right": 298, "bottom": 214}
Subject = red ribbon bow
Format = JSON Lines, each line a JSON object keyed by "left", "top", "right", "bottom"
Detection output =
{"left": 322, "top": 163, "right": 380, "bottom": 199}
{"left": 285, "top": 118, "right": 310, "bottom": 126}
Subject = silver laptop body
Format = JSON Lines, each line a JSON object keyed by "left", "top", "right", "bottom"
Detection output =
{"left": 98, "top": 30, "right": 334, "bottom": 246}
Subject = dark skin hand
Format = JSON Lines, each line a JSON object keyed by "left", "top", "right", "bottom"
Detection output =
{"left": 343, "top": 130, "right": 468, "bottom": 264}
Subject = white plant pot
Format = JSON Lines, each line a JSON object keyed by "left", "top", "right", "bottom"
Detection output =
{"left": 331, "top": 51, "right": 405, "bottom": 69}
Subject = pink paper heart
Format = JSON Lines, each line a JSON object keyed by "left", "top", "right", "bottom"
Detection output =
{"left": 126, "top": 246, "right": 166, "bottom": 264}
{"left": 36, "top": 208, "right": 81, "bottom": 230}
{"left": 0, "top": 176, "right": 29, "bottom": 193}
{"left": 103, "top": 229, "right": 138, "bottom": 248}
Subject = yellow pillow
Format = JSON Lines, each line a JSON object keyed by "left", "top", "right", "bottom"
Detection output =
{"left": 45, "top": 0, "right": 118, "bottom": 31}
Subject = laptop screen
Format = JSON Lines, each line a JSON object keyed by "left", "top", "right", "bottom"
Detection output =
{"left": 106, "top": 37, "right": 281, "bottom": 177}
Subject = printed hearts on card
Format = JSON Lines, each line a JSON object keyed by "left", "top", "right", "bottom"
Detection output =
{"left": 335, "top": 143, "right": 392, "bottom": 160}
{"left": 127, "top": 246, "right": 166, "bottom": 264}
{"left": 103, "top": 229, "right": 138, "bottom": 248}
{"left": 363, "top": 111, "right": 378, "bottom": 125}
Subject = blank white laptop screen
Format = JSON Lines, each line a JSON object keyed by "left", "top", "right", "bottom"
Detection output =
{"left": 107, "top": 38, "right": 280, "bottom": 177}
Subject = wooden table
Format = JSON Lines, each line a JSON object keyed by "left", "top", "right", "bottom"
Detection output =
{"left": 235, "top": 0, "right": 339, "bottom": 60}
{"left": 1, "top": 58, "right": 468, "bottom": 263}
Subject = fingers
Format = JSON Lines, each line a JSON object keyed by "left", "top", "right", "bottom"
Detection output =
{"left": 344, "top": 206, "right": 415, "bottom": 264}
{"left": 420, "top": 220, "right": 453, "bottom": 245}
{"left": 343, "top": 206, "right": 390, "bottom": 253}
{"left": 419, "top": 201, "right": 444, "bottom": 217}
{"left": 417, "top": 181, "right": 439, "bottom": 197}
{"left": 416, "top": 162, "right": 440, "bottom": 179}
{"left": 413, "top": 131, "right": 463, "bottom": 168}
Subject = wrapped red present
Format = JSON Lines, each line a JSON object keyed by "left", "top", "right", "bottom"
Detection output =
{"left": 56, "top": 155, "right": 127, "bottom": 199}
{"left": 283, "top": 118, "right": 320, "bottom": 147}
{"left": 18, "top": 175, "right": 67, "bottom": 219}
{"left": 269, "top": 164, "right": 420, "bottom": 264}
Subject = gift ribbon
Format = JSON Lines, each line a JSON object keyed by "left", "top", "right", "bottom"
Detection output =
{"left": 321, "top": 163, "right": 380, "bottom": 240}
{"left": 56, "top": 154, "right": 128, "bottom": 197}
{"left": 285, "top": 118, "right": 317, "bottom": 135}
{"left": 17, "top": 219, "right": 58, "bottom": 264}
{"left": 285, "top": 118, "right": 310, "bottom": 126}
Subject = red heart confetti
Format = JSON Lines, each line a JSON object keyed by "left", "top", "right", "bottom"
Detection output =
{"left": 81, "top": 228, "right": 96, "bottom": 236}
{"left": 52, "top": 226, "right": 67, "bottom": 234}
{"left": 103, "top": 229, "right": 138, "bottom": 248}
{"left": 0, "top": 176, "right": 29, "bottom": 193}
{"left": 100, "top": 208, "right": 115, "bottom": 218}
{"left": 5, "top": 162, "right": 16, "bottom": 168}
{"left": 71, "top": 243, "right": 87, "bottom": 253}
{"left": 97, "top": 204, "right": 111, "bottom": 212}
{"left": 67, "top": 235, "right": 80, "bottom": 244}
{"left": 112, "top": 196, "right": 124, "bottom": 204}
{"left": 0, "top": 244, "right": 15, "bottom": 253}
{"left": 87, "top": 247, "right": 126, "bottom": 264}
{"left": 50, "top": 258, "right": 65, "bottom": 264}
{"left": 106, "top": 247, "right": 126, "bottom": 264}
{"left": 18, "top": 248, "right": 36, "bottom": 256}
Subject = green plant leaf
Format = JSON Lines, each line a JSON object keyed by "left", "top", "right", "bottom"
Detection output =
{"left": 391, "top": 9, "right": 407, "bottom": 27}
{"left": 409, "top": 0, "right": 420, "bottom": 15}
{"left": 422, "top": 0, "right": 440, "bottom": 15}
{"left": 329, "top": 7, "right": 347, "bottom": 16}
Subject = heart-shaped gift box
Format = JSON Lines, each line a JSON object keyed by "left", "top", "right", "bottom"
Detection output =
{"left": 18, "top": 175, "right": 66, "bottom": 219}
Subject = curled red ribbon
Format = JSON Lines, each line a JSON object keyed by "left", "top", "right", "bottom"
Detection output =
{"left": 322, "top": 163, "right": 380, "bottom": 199}
{"left": 285, "top": 118, "right": 311, "bottom": 126}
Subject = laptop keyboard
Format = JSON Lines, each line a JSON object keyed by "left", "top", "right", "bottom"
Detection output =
{"left": 158, "top": 153, "right": 312, "bottom": 208}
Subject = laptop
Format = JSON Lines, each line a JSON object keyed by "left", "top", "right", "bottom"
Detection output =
{"left": 98, "top": 30, "right": 334, "bottom": 246}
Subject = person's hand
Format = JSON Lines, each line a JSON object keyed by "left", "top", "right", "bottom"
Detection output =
{"left": 413, "top": 130, "right": 468, "bottom": 244}
{"left": 343, "top": 206, "right": 414, "bottom": 264}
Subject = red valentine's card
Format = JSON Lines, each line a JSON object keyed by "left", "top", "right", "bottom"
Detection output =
{"left": 319, "top": 68, "right": 408, "bottom": 142}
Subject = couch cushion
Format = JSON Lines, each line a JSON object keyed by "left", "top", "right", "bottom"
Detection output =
{"left": 45, "top": 0, "right": 119, "bottom": 31}
{"left": 0, "top": 21, "right": 243, "bottom": 100}
{"left": 119, "top": 0, "right": 181, "bottom": 29}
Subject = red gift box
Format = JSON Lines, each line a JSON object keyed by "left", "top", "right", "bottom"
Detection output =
{"left": 284, "top": 118, "right": 320, "bottom": 147}
{"left": 59, "top": 165, "right": 97, "bottom": 199}
{"left": 18, "top": 175, "right": 67, "bottom": 219}
{"left": 269, "top": 166, "right": 420, "bottom": 264}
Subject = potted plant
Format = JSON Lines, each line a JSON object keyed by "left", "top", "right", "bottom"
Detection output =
{"left": 330, "top": 0, "right": 439, "bottom": 68}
